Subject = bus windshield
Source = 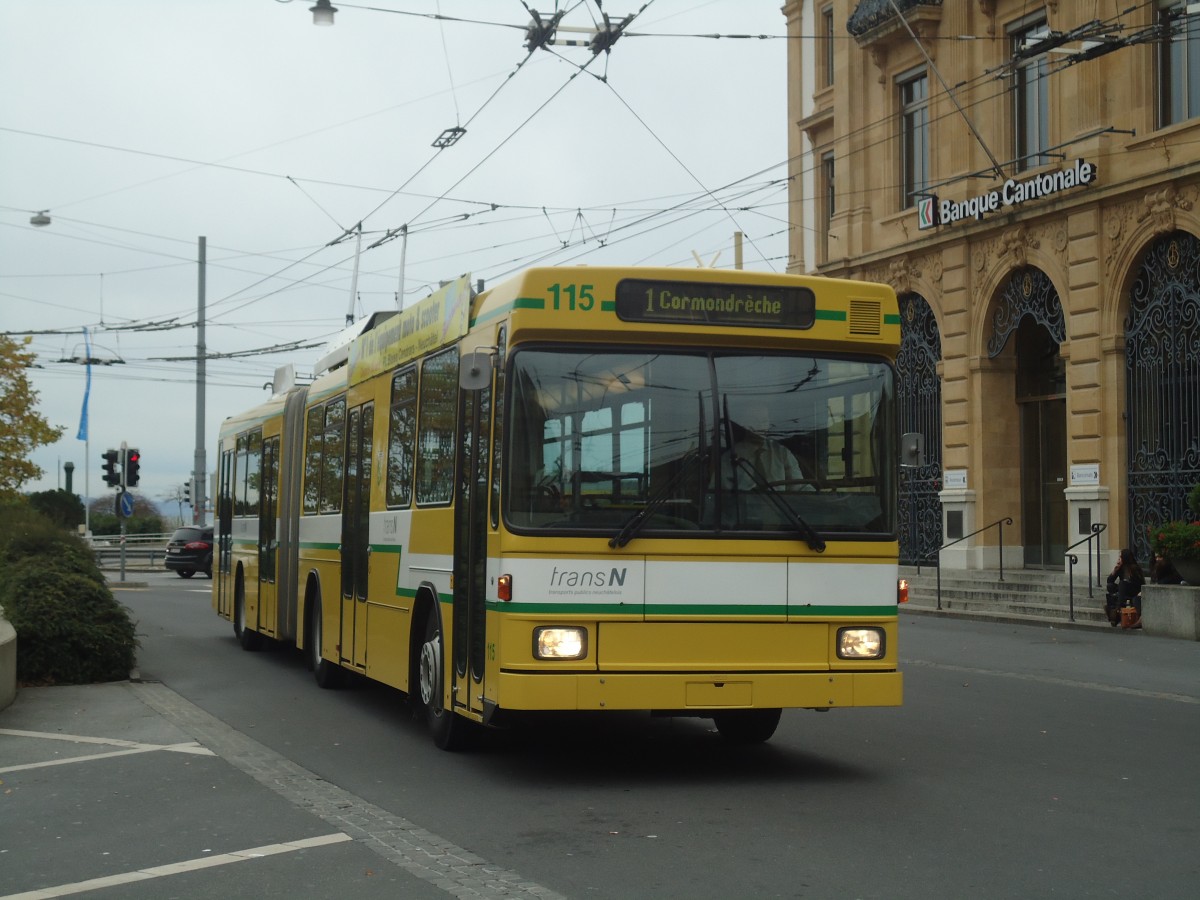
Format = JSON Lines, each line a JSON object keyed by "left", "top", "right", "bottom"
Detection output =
{"left": 505, "top": 348, "right": 896, "bottom": 540}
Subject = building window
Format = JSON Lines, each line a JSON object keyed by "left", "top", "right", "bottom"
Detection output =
{"left": 899, "top": 70, "right": 929, "bottom": 210}
{"left": 821, "top": 6, "right": 835, "bottom": 88}
{"left": 1011, "top": 17, "right": 1051, "bottom": 171}
{"left": 1158, "top": 2, "right": 1200, "bottom": 127}
{"left": 820, "top": 151, "right": 835, "bottom": 262}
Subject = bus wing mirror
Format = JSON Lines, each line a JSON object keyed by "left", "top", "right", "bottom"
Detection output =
{"left": 900, "top": 432, "right": 925, "bottom": 468}
{"left": 460, "top": 349, "right": 494, "bottom": 391}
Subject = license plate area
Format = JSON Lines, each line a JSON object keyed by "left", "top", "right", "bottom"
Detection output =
{"left": 685, "top": 681, "right": 751, "bottom": 707}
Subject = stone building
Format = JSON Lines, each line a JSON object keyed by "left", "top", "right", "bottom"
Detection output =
{"left": 783, "top": 0, "right": 1200, "bottom": 570}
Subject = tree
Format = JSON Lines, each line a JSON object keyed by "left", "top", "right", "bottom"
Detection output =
{"left": 0, "top": 335, "right": 64, "bottom": 501}
{"left": 27, "top": 489, "right": 86, "bottom": 530}
{"left": 87, "top": 493, "right": 166, "bottom": 535}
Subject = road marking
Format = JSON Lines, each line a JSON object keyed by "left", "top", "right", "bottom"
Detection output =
{"left": 130, "top": 681, "right": 566, "bottom": 898}
{"left": 906, "top": 659, "right": 1200, "bottom": 704}
{"left": 0, "top": 833, "right": 351, "bottom": 899}
{"left": 0, "top": 728, "right": 214, "bottom": 773}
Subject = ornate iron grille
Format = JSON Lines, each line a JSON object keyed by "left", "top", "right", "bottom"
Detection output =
{"left": 988, "top": 266, "right": 1065, "bottom": 358}
{"left": 1126, "top": 230, "right": 1200, "bottom": 563}
{"left": 897, "top": 292, "right": 943, "bottom": 564}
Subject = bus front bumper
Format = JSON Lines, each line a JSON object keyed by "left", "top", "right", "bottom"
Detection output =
{"left": 492, "top": 669, "right": 902, "bottom": 712}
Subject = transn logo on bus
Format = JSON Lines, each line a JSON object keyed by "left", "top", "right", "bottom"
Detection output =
{"left": 549, "top": 565, "right": 628, "bottom": 590}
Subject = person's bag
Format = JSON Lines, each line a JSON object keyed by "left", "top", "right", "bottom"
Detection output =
{"left": 1120, "top": 605, "right": 1141, "bottom": 629}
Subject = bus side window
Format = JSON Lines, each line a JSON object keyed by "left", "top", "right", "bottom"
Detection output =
{"left": 235, "top": 434, "right": 249, "bottom": 516}
{"left": 416, "top": 348, "right": 458, "bottom": 505}
{"left": 321, "top": 398, "right": 345, "bottom": 513}
{"left": 245, "top": 430, "right": 262, "bottom": 514}
{"left": 303, "top": 405, "right": 323, "bottom": 514}
{"left": 387, "top": 368, "right": 416, "bottom": 508}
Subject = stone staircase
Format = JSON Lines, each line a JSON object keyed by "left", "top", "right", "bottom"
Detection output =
{"left": 899, "top": 564, "right": 1111, "bottom": 628}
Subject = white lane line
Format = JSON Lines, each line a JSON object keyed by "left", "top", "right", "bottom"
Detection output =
{"left": 0, "top": 833, "right": 352, "bottom": 899}
{"left": 0, "top": 729, "right": 214, "bottom": 773}
{"left": 0, "top": 728, "right": 155, "bottom": 748}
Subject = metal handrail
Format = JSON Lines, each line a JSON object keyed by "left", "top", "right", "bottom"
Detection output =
{"left": 1064, "top": 522, "right": 1107, "bottom": 622}
{"left": 935, "top": 516, "right": 1014, "bottom": 610}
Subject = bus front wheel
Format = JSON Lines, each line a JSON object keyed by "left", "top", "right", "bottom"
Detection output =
{"left": 418, "top": 613, "right": 468, "bottom": 751}
{"left": 712, "top": 708, "right": 781, "bottom": 744}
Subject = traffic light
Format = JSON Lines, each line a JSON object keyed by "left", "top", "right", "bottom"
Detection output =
{"left": 183, "top": 479, "right": 192, "bottom": 505}
{"left": 101, "top": 449, "right": 121, "bottom": 487}
{"left": 124, "top": 448, "right": 141, "bottom": 487}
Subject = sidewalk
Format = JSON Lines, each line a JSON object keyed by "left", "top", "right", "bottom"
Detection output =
{"left": 900, "top": 565, "right": 1200, "bottom": 639}
{"left": 0, "top": 679, "right": 553, "bottom": 900}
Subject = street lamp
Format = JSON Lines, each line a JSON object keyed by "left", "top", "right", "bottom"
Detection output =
{"left": 30, "top": 210, "right": 51, "bottom": 227}
{"left": 311, "top": 0, "right": 336, "bottom": 26}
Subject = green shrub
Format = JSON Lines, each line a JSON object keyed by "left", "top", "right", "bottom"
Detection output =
{"left": 0, "top": 505, "right": 138, "bottom": 685}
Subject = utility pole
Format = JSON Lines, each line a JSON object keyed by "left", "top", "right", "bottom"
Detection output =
{"left": 194, "top": 237, "right": 207, "bottom": 525}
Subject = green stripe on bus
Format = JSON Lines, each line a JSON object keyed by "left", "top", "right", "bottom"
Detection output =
{"left": 371, "top": 544, "right": 402, "bottom": 554}
{"left": 485, "top": 602, "right": 896, "bottom": 616}
{"left": 601, "top": 301, "right": 615, "bottom": 312}
{"left": 298, "top": 541, "right": 340, "bottom": 551}
{"left": 884, "top": 313, "right": 901, "bottom": 324}
{"left": 815, "top": 309, "right": 846, "bottom": 321}
{"left": 788, "top": 605, "right": 898, "bottom": 617}
{"left": 470, "top": 295, "right": 545, "bottom": 329}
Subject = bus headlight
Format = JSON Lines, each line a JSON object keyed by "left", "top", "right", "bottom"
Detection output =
{"left": 837, "top": 627, "right": 885, "bottom": 659}
{"left": 533, "top": 626, "right": 587, "bottom": 660}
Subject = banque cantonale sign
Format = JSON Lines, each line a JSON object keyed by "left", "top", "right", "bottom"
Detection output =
{"left": 917, "top": 158, "right": 1096, "bottom": 230}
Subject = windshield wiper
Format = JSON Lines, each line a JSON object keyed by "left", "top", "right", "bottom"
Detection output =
{"left": 722, "top": 396, "right": 826, "bottom": 553}
{"left": 609, "top": 448, "right": 706, "bottom": 548}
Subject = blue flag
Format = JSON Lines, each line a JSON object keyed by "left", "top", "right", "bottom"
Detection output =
{"left": 76, "top": 327, "right": 91, "bottom": 441}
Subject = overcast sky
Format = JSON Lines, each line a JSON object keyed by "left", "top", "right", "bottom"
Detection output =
{"left": 1, "top": 0, "right": 789, "bottom": 514}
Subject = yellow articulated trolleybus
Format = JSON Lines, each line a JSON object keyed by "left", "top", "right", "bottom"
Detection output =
{"left": 214, "top": 266, "right": 908, "bottom": 749}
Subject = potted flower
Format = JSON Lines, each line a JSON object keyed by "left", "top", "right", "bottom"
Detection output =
{"left": 1149, "top": 483, "right": 1200, "bottom": 584}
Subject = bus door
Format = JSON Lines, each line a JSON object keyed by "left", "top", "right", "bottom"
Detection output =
{"left": 452, "top": 361, "right": 491, "bottom": 719}
{"left": 215, "top": 447, "right": 235, "bottom": 620}
{"left": 340, "top": 402, "right": 373, "bottom": 669}
{"left": 258, "top": 435, "right": 279, "bottom": 637}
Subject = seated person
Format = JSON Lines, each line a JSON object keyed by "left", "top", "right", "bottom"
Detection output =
{"left": 1104, "top": 548, "right": 1145, "bottom": 626}
{"left": 725, "top": 401, "right": 809, "bottom": 490}
{"left": 1151, "top": 552, "right": 1183, "bottom": 585}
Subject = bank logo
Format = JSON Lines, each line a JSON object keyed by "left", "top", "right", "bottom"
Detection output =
{"left": 917, "top": 195, "right": 938, "bottom": 230}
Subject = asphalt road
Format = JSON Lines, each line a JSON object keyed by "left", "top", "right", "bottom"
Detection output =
{"left": 12, "top": 571, "right": 1200, "bottom": 899}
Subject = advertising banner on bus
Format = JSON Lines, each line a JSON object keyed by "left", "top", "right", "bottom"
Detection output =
{"left": 348, "top": 274, "right": 472, "bottom": 384}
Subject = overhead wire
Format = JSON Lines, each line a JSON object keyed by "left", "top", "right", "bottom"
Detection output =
{"left": 10, "top": 0, "right": 1183, "bottom": 407}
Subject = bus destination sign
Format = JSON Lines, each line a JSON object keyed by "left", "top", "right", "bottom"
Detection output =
{"left": 615, "top": 279, "right": 815, "bottom": 329}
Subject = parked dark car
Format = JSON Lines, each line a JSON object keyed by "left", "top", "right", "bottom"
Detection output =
{"left": 164, "top": 525, "right": 213, "bottom": 578}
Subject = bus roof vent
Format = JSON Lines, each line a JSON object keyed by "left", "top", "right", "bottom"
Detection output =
{"left": 272, "top": 364, "right": 296, "bottom": 394}
{"left": 848, "top": 299, "right": 881, "bottom": 336}
{"left": 313, "top": 310, "right": 399, "bottom": 376}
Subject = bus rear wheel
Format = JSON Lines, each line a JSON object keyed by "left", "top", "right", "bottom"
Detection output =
{"left": 308, "top": 591, "right": 344, "bottom": 689}
{"left": 418, "top": 613, "right": 469, "bottom": 750}
{"left": 712, "top": 708, "right": 781, "bottom": 744}
{"left": 233, "top": 575, "right": 262, "bottom": 651}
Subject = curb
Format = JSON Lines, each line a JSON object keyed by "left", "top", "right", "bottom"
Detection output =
{"left": 901, "top": 604, "right": 1115, "bottom": 634}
